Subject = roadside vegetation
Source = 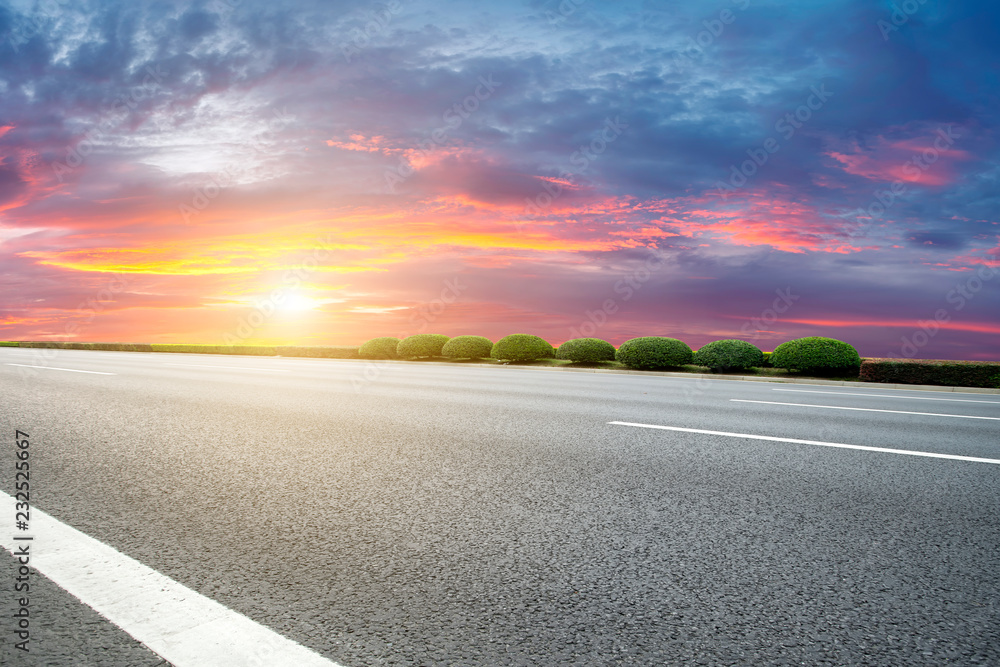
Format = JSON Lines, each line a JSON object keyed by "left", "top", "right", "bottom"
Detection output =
{"left": 358, "top": 337, "right": 400, "bottom": 360}
{"left": 4, "top": 336, "right": 999, "bottom": 388}
{"left": 556, "top": 338, "right": 617, "bottom": 363}
{"left": 491, "top": 334, "right": 555, "bottom": 362}
{"left": 615, "top": 337, "right": 693, "bottom": 369}
{"left": 441, "top": 335, "right": 493, "bottom": 360}
{"left": 693, "top": 339, "right": 764, "bottom": 372}
{"left": 769, "top": 337, "right": 861, "bottom": 376}
{"left": 397, "top": 334, "right": 450, "bottom": 359}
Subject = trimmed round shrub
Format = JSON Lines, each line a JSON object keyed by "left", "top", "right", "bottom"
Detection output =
{"left": 442, "top": 335, "right": 494, "bottom": 359}
{"left": 358, "top": 337, "right": 401, "bottom": 360}
{"left": 615, "top": 337, "right": 693, "bottom": 369}
{"left": 769, "top": 337, "right": 861, "bottom": 374}
{"left": 556, "top": 338, "right": 616, "bottom": 363}
{"left": 491, "top": 334, "right": 556, "bottom": 362}
{"left": 397, "top": 334, "right": 450, "bottom": 358}
{"left": 693, "top": 339, "right": 764, "bottom": 371}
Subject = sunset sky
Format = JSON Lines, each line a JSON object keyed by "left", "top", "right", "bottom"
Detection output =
{"left": 1, "top": 0, "right": 998, "bottom": 359}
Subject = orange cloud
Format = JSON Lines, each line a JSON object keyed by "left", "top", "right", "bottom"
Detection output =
{"left": 19, "top": 234, "right": 379, "bottom": 275}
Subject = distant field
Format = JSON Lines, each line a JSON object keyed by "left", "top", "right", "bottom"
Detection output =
{"left": 5, "top": 341, "right": 360, "bottom": 358}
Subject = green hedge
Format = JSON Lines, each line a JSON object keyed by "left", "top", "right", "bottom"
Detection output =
{"left": 359, "top": 337, "right": 401, "bottom": 360}
{"left": 397, "top": 334, "right": 450, "bottom": 358}
{"left": 151, "top": 344, "right": 276, "bottom": 355}
{"left": 0, "top": 341, "right": 19, "bottom": 347}
{"left": 92, "top": 343, "right": 154, "bottom": 352}
{"left": 13, "top": 341, "right": 362, "bottom": 358}
{"left": 556, "top": 338, "right": 616, "bottom": 363}
{"left": 860, "top": 358, "right": 1000, "bottom": 388}
{"left": 693, "top": 339, "right": 764, "bottom": 371}
{"left": 616, "top": 337, "right": 693, "bottom": 369}
{"left": 274, "top": 346, "right": 360, "bottom": 359}
{"left": 769, "top": 337, "right": 860, "bottom": 375}
{"left": 491, "top": 334, "right": 555, "bottom": 362}
{"left": 20, "top": 342, "right": 155, "bottom": 352}
{"left": 442, "top": 336, "right": 494, "bottom": 359}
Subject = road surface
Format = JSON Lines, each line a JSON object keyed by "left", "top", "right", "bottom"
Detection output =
{"left": 1, "top": 347, "right": 998, "bottom": 665}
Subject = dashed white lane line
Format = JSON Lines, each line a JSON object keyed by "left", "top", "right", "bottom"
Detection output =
{"left": 771, "top": 388, "right": 1000, "bottom": 404}
{"left": 730, "top": 399, "right": 1000, "bottom": 421}
{"left": 0, "top": 493, "right": 342, "bottom": 667}
{"left": 4, "top": 363, "right": 115, "bottom": 375}
{"left": 607, "top": 422, "right": 1000, "bottom": 465}
{"left": 163, "top": 363, "right": 290, "bottom": 372}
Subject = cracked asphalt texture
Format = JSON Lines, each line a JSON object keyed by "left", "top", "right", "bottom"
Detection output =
{"left": 1, "top": 348, "right": 998, "bottom": 666}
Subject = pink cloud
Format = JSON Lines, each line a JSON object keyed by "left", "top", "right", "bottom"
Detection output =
{"left": 665, "top": 190, "right": 871, "bottom": 254}
{"left": 783, "top": 317, "right": 1000, "bottom": 336}
{"left": 325, "top": 134, "right": 391, "bottom": 153}
{"left": 825, "top": 125, "right": 972, "bottom": 186}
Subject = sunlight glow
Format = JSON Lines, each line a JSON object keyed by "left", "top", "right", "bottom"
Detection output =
{"left": 280, "top": 294, "right": 326, "bottom": 312}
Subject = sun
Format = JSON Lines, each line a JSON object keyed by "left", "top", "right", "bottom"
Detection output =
{"left": 281, "top": 294, "right": 324, "bottom": 312}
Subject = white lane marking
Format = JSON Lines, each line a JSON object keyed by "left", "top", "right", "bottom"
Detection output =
{"left": 730, "top": 399, "right": 1000, "bottom": 421}
{"left": 4, "top": 363, "right": 115, "bottom": 375}
{"left": 772, "top": 388, "right": 1000, "bottom": 404}
{"left": 0, "top": 493, "right": 343, "bottom": 667}
{"left": 607, "top": 422, "right": 1000, "bottom": 465}
{"left": 164, "top": 363, "right": 290, "bottom": 372}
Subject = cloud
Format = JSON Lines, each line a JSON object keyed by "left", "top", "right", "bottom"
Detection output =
{"left": 0, "top": 0, "right": 996, "bottom": 358}
{"left": 825, "top": 126, "right": 972, "bottom": 186}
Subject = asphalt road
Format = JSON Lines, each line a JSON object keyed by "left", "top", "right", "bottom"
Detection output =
{"left": 1, "top": 348, "right": 998, "bottom": 666}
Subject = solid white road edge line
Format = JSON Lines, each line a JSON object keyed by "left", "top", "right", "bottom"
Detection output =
{"left": 0, "top": 493, "right": 342, "bottom": 667}
{"left": 163, "top": 363, "right": 290, "bottom": 372}
{"left": 607, "top": 422, "right": 1000, "bottom": 465}
{"left": 771, "top": 388, "right": 1000, "bottom": 404}
{"left": 730, "top": 399, "right": 1000, "bottom": 421}
{"left": 4, "top": 363, "right": 115, "bottom": 375}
